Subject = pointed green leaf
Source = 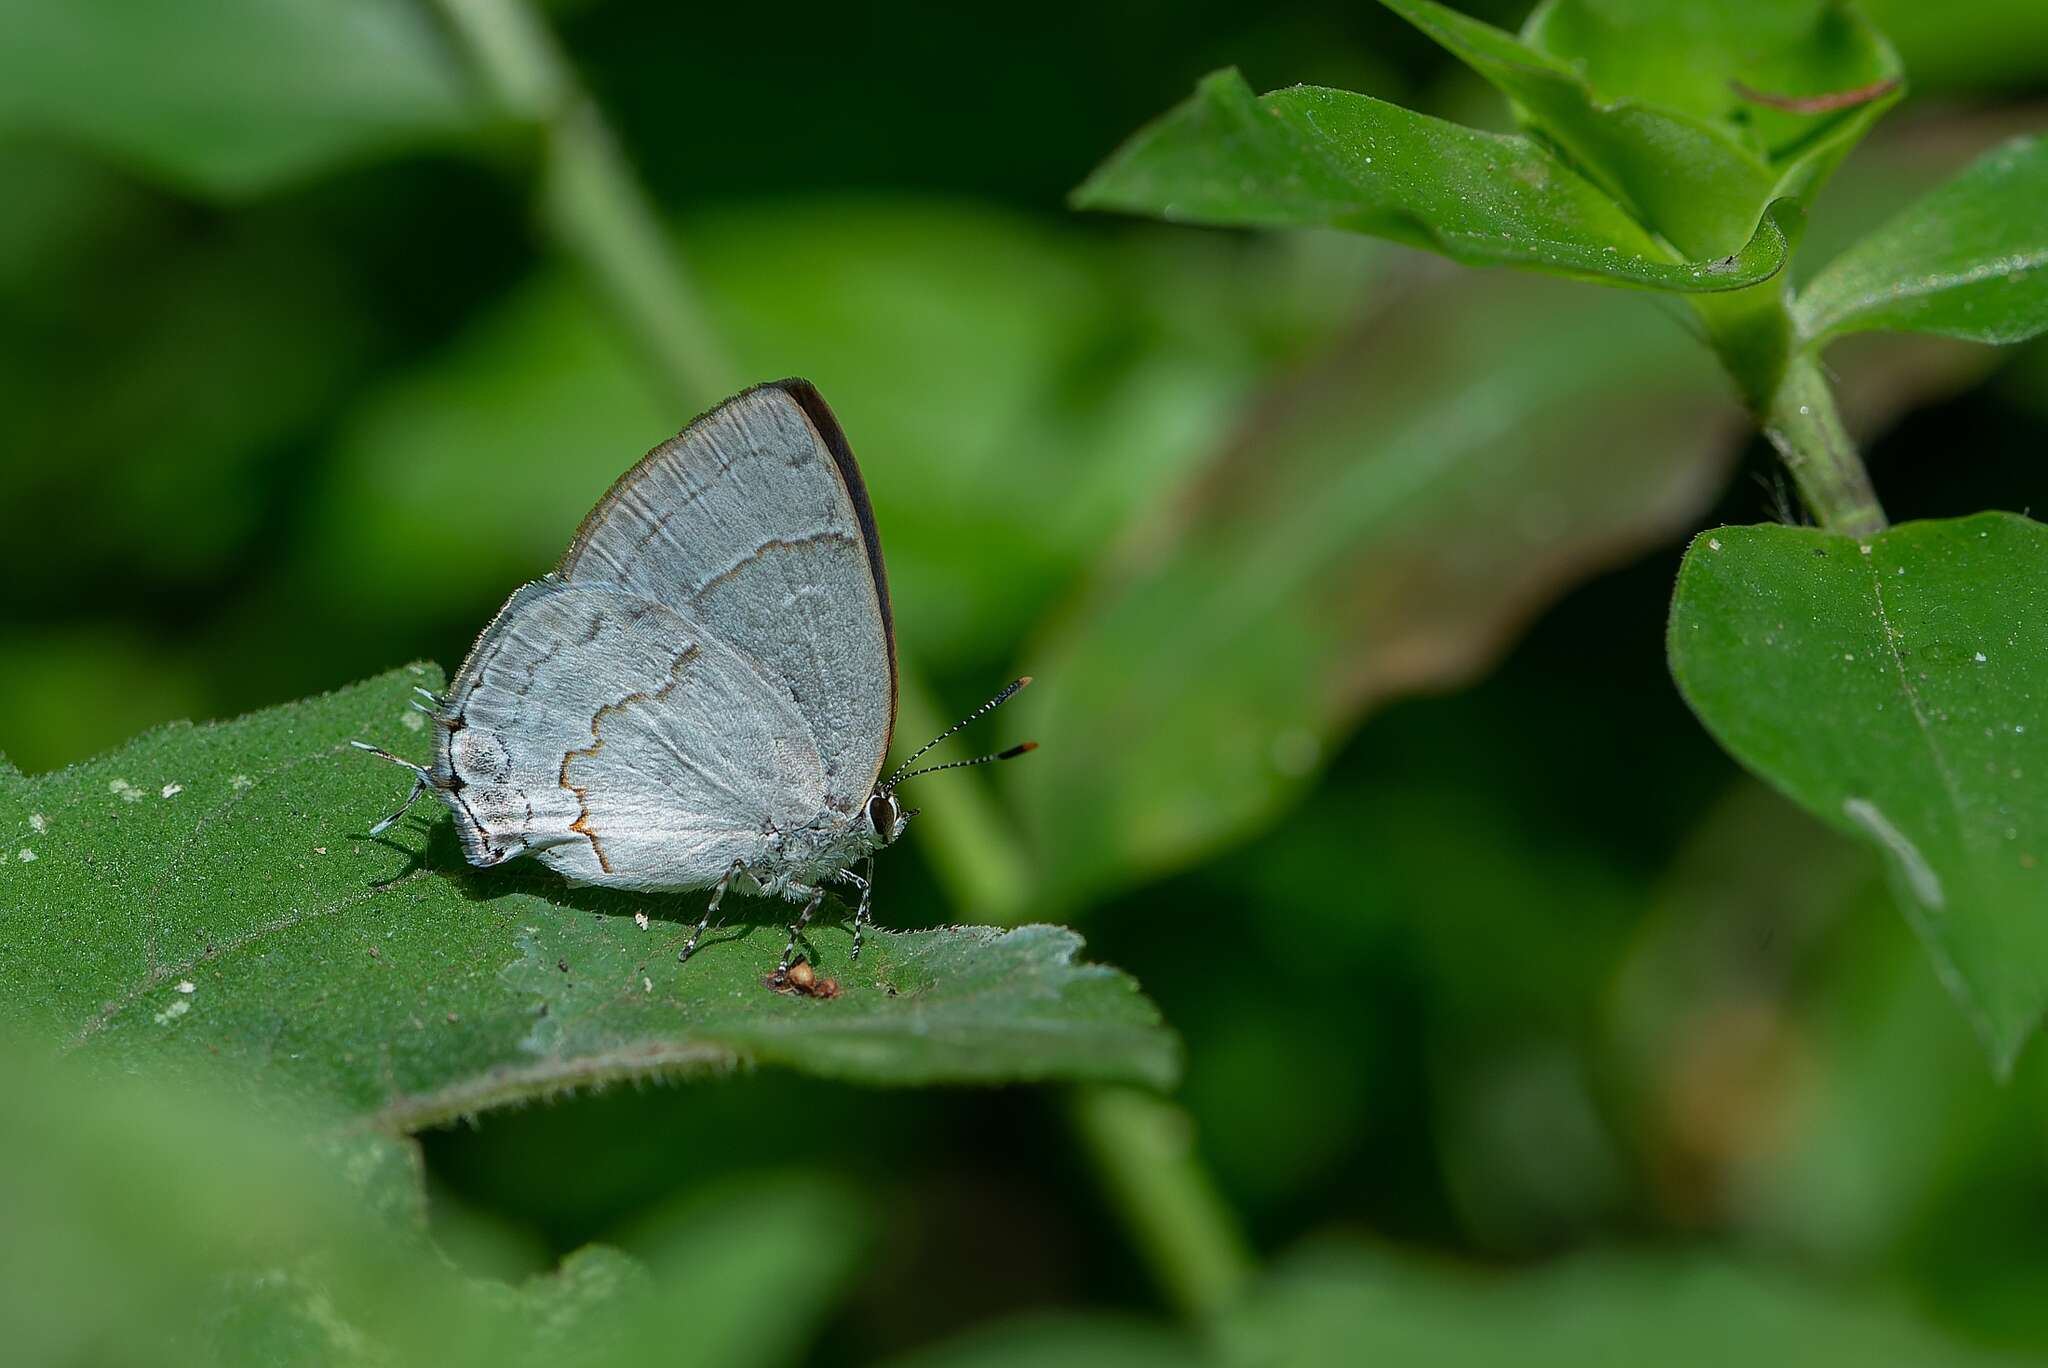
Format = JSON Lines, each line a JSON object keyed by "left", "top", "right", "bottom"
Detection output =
{"left": 1522, "top": 0, "right": 1903, "bottom": 158}
{"left": 1796, "top": 134, "right": 2048, "bottom": 347}
{"left": 0, "top": 670, "right": 1180, "bottom": 1125}
{"left": 1518, "top": 0, "right": 1902, "bottom": 239}
{"left": 1073, "top": 69, "right": 1791, "bottom": 293}
{"left": 1378, "top": 0, "right": 1772, "bottom": 257}
{"left": 0, "top": 0, "right": 489, "bottom": 197}
{"left": 1669, "top": 513, "right": 2048, "bottom": 1072}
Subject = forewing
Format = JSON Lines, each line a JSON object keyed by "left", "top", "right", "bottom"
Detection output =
{"left": 435, "top": 578, "right": 825, "bottom": 890}
{"left": 557, "top": 380, "right": 896, "bottom": 816}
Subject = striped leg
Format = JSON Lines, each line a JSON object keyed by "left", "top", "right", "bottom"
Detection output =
{"left": 679, "top": 862, "right": 742, "bottom": 964}
{"left": 851, "top": 856, "right": 875, "bottom": 961}
{"left": 779, "top": 886, "right": 826, "bottom": 974}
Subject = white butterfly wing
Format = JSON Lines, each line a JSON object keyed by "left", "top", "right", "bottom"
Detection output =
{"left": 433, "top": 578, "right": 826, "bottom": 891}
{"left": 556, "top": 380, "right": 897, "bottom": 817}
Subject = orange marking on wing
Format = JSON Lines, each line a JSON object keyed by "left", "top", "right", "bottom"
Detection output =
{"left": 557, "top": 644, "right": 703, "bottom": 876}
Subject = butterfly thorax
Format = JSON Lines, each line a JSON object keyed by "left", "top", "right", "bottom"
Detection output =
{"left": 747, "top": 809, "right": 889, "bottom": 899}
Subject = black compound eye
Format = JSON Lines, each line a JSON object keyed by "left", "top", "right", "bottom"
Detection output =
{"left": 865, "top": 793, "right": 891, "bottom": 837}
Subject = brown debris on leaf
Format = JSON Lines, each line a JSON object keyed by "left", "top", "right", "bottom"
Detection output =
{"left": 764, "top": 958, "right": 842, "bottom": 1000}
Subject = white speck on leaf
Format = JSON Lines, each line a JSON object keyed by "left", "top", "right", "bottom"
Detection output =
{"left": 18, "top": 848, "right": 36, "bottom": 863}
{"left": 161, "top": 782, "right": 183, "bottom": 799}
{"left": 1859, "top": 544, "right": 1872, "bottom": 556}
{"left": 27, "top": 813, "right": 46, "bottom": 833}
{"left": 1708, "top": 537, "right": 1723, "bottom": 551}
{"left": 154, "top": 998, "right": 190, "bottom": 1026}
{"left": 634, "top": 911, "right": 650, "bottom": 931}
{"left": 1976, "top": 652, "right": 1988, "bottom": 663}
{"left": 230, "top": 774, "right": 254, "bottom": 791}
{"left": 401, "top": 711, "right": 425, "bottom": 733}
{"left": 109, "top": 779, "right": 143, "bottom": 803}
{"left": 176, "top": 980, "right": 195, "bottom": 994}
{"left": 643, "top": 977, "right": 653, "bottom": 993}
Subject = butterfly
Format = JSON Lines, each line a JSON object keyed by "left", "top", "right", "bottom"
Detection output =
{"left": 356, "top": 380, "right": 1032, "bottom": 974}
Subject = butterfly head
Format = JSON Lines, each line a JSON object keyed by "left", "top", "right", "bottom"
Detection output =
{"left": 864, "top": 789, "right": 910, "bottom": 845}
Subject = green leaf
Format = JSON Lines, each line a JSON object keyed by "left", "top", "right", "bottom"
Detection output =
{"left": 1217, "top": 1242, "right": 2028, "bottom": 1367}
{"left": 1381, "top": 0, "right": 1899, "bottom": 258}
{"left": 2, "top": 1040, "right": 869, "bottom": 1367}
{"left": 1379, "top": 0, "right": 1770, "bottom": 257}
{"left": 1795, "top": 134, "right": 2048, "bottom": 347}
{"left": 0, "top": 0, "right": 488, "bottom": 197}
{"left": 1073, "top": 69, "right": 1791, "bottom": 293}
{"left": 897, "top": 1243, "right": 2019, "bottom": 1366}
{"left": 600, "top": 1175, "right": 875, "bottom": 1368}
{"left": 1522, "top": 0, "right": 1902, "bottom": 157}
{"left": 1016, "top": 269, "right": 1741, "bottom": 905}
{"left": 1669, "top": 513, "right": 2048, "bottom": 1073}
{"left": 0, "top": 669, "right": 1180, "bottom": 1125}
{"left": 1518, "top": 0, "right": 1901, "bottom": 245}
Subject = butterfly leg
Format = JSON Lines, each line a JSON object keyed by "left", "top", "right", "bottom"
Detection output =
{"left": 779, "top": 885, "right": 826, "bottom": 975}
{"left": 831, "top": 862, "right": 874, "bottom": 961}
{"left": 679, "top": 861, "right": 744, "bottom": 964}
{"left": 851, "top": 856, "right": 875, "bottom": 961}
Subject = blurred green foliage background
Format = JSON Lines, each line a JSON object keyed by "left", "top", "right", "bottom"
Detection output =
{"left": 4, "top": 0, "right": 2048, "bottom": 1363}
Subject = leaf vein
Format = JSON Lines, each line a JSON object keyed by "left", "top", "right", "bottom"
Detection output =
{"left": 1867, "top": 559, "right": 1969, "bottom": 874}
{"left": 71, "top": 867, "right": 434, "bottom": 1046}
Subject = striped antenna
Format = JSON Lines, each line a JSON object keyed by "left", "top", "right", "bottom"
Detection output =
{"left": 888, "top": 741, "right": 1036, "bottom": 789}
{"left": 884, "top": 677, "right": 1033, "bottom": 792}
{"left": 351, "top": 740, "right": 431, "bottom": 835}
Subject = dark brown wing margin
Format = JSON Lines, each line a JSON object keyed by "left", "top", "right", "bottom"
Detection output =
{"left": 770, "top": 378, "right": 899, "bottom": 754}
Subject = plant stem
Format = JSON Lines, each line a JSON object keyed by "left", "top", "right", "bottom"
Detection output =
{"left": 1762, "top": 354, "right": 1889, "bottom": 539}
{"left": 1071, "top": 1087, "right": 1257, "bottom": 1319}
{"left": 902, "top": 677, "right": 1255, "bottom": 1319}
{"left": 1692, "top": 284, "right": 1888, "bottom": 537}
{"left": 437, "top": 0, "right": 1254, "bottom": 1320}
{"left": 433, "top": 0, "right": 736, "bottom": 409}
